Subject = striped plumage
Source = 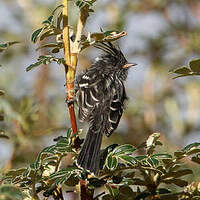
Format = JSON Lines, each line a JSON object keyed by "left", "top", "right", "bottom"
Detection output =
{"left": 75, "top": 42, "right": 136, "bottom": 175}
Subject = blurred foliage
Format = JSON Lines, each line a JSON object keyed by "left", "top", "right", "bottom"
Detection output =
{"left": 0, "top": 0, "right": 200, "bottom": 199}
{"left": 170, "top": 58, "right": 200, "bottom": 78}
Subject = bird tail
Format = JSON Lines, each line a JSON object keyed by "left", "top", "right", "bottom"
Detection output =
{"left": 77, "top": 126, "right": 103, "bottom": 175}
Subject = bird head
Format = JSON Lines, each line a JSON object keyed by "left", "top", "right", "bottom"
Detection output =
{"left": 94, "top": 42, "right": 137, "bottom": 80}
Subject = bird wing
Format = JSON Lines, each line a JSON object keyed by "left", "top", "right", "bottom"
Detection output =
{"left": 105, "top": 78, "right": 127, "bottom": 137}
{"left": 75, "top": 68, "right": 111, "bottom": 122}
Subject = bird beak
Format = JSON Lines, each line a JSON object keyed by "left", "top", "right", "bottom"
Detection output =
{"left": 122, "top": 63, "right": 137, "bottom": 69}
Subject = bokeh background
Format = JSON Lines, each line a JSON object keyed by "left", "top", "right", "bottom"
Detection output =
{"left": 0, "top": 0, "right": 200, "bottom": 182}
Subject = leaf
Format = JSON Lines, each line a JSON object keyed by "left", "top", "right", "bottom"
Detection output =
{"left": 3, "top": 168, "right": 26, "bottom": 180}
{"left": 118, "top": 155, "right": 137, "bottom": 166}
{"left": 88, "top": 178, "right": 106, "bottom": 187}
{"left": 152, "top": 153, "right": 173, "bottom": 159}
{"left": 186, "top": 148, "right": 200, "bottom": 156}
{"left": 106, "top": 155, "right": 118, "bottom": 171}
{"left": 31, "top": 28, "right": 43, "bottom": 43}
{"left": 52, "top": 48, "right": 60, "bottom": 53}
{"left": 102, "top": 194, "right": 113, "bottom": 200}
{"left": 135, "top": 155, "right": 147, "bottom": 161}
{"left": 174, "top": 151, "right": 185, "bottom": 158}
{"left": 189, "top": 58, "right": 200, "bottom": 72}
{"left": 162, "top": 178, "right": 188, "bottom": 187}
{"left": 105, "top": 184, "right": 119, "bottom": 197}
{"left": 182, "top": 142, "right": 200, "bottom": 152}
{"left": 172, "top": 66, "right": 191, "bottom": 74}
{"left": 40, "top": 29, "right": 55, "bottom": 41}
{"left": 162, "top": 169, "right": 192, "bottom": 179}
{"left": 26, "top": 60, "right": 43, "bottom": 72}
{"left": 191, "top": 155, "right": 200, "bottom": 164}
{"left": 112, "top": 144, "right": 136, "bottom": 156}
{"left": 0, "top": 90, "right": 5, "bottom": 96}
{"left": 146, "top": 157, "right": 159, "bottom": 167}
{"left": 36, "top": 43, "right": 61, "bottom": 51}
{"left": 42, "top": 15, "right": 53, "bottom": 25}
{"left": 146, "top": 133, "right": 160, "bottom": 155}
{"left": 0, "top": 185, "right": 25, "bottom": 200}
{"left": 0, "top": 132, "right": 9, "bottom": 139}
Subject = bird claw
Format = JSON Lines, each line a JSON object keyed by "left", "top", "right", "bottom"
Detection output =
{"left": 66, "top": 98, "right": 75, "bottom": 106}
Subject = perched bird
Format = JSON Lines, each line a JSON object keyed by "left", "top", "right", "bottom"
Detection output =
{"left": 75, "top": 42, "right": 136, "bottom": 175}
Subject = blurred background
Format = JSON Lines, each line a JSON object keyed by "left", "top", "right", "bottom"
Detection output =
{"left": 0, "top": 0, "right": 200, "bottom": 181}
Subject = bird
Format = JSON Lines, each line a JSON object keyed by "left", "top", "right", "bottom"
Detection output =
{"left": 75, "top": 42, "right": 137, "bottom": 175}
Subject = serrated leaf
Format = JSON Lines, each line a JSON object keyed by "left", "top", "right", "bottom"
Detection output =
{"left": 119, "top": 155, "right": 137, "bottom": 166}
{"left": 31, "top": 28, "right": 43, "bottom": 43}
{"left": 173, "top": 66, "right": 191, "bottom": 74}
{"left": 112, "top": 144, "right": 136, "bottom": 156}
{"left": 189, "top": 58, "right": 200, "bottom": 72}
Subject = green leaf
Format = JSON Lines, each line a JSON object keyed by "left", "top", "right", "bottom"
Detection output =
{"left": 189, "top": 58, "right": 200, "bottom": 72}
{"left": 182, "top": 142, "right": 200, "bottom": 152}
{"left": 191, "top": 155, "right": 200, "bottom": 164}
{"left": 102, "top": 194, "right": 113, "bottom": 200}
{"left": 146, "top": 157, "right": 159, "bottom": 167}
{"left": 0, "top": 185, "right": 25, "bottom": 200}
{"left": 172, "top": 66, "right": 191, "bottom": 74}
{"left": 106, "top": 184, "right": 119, "bottom": 197}
{"left": 88, "top": 178, "right": 106, "bottom": 188}
{"left": 42, "top": 15, "right": 53, "bottom": 25}
{"left": 3, "top": 168, "right": 26, "bottom": 180}
{"left": 186, "top": 148, "right": 200, "bottom": 156}
{"left": 52, "top": 4, "right": 64, "bottom": 15}
{"left": 106, "top": 155, "right": 118, "bottom": 171}
{"left": 36, "top": 43, "right": 61, "bottom": 51}
{"left": 174, "top": 151, "right": 185, "bottom": 158}
{"left": 112, "top": 144, "right": 136, "bottom": 156}
{"left": 52, "top": 48, "right": 60, "bottom": 53}
{"left": 26, "top": 60, "right": 43, "bottom": 72}
{"left": 31, "top": 28, "right": 43, "bottom": 43}
{"left": 118, "top": 155, "right": 137, "bottom": 166}
{"left": 135, "top": 155, "right": 147, "bottom": 161}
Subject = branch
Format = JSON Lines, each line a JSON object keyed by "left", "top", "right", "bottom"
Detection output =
{"left": 62, "top": 0, "right": 77, "bottom": 134}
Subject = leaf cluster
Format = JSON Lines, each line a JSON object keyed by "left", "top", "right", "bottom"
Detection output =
{"left": 1, "top": 132, "right": 200, "bottom": 200}
{"left": 170, "top": 58, "right": 200, "bottom": 79}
